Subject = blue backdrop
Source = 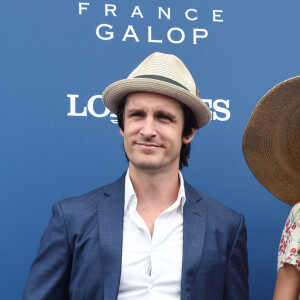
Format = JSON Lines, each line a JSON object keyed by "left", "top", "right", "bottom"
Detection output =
{"left": 1, "top": 0, "right": 298, "bottom": 299}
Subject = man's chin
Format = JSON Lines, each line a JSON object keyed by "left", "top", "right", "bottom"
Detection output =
{"left": 131, "top": 161, "right": 162, "bottom": 171}
{"left": 129, "top": 158, "right": 164, "bottom": 171}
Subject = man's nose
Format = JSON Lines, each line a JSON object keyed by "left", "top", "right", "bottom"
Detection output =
{"left": 140, "top": 117, "right": 157, "bottom": 137}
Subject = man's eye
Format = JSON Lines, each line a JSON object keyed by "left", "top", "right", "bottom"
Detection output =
{"left": 158, "top": 114, "right": 172, "bottom": 121}
{"left": 130, "top": 112, "right": 143, "bottom": 117}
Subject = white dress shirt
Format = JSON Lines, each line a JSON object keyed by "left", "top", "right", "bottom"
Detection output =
{"left": 117, "top": 170, "right": 186, "bottom": 300}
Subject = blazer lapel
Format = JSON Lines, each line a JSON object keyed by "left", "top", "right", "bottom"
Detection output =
{"left": 98, "top": 175, "right": 125, "bottom": 300}
{"left": 181, "top": 182, "right": 207, "bottom": 300}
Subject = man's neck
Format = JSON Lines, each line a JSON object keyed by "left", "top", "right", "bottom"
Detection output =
{"left": 128, "top": 164, "right": 181, "bottom": 212}
{"left": 128, "top": 163, "right": 182, "bottom": 236}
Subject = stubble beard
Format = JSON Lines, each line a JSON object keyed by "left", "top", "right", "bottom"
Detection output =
{"left": 123, "top": 141, "right": 180, "bottom": 171}
{"left": 126, "top": 149, "right": 180, "bottom": 171}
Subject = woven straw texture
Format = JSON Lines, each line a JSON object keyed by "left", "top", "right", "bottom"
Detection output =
{"left": 102, "top": 52, "right": 211, "bottom": 128}
{"left": 243, "top": 76, "right": 300, "bottom": 206}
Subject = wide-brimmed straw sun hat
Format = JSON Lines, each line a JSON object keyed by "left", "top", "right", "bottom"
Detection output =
{"left": 242, "top": 76, "right": 300, "bottom": 206}
{"left": 102, "top": 52, "right": 211, "bottom": 128}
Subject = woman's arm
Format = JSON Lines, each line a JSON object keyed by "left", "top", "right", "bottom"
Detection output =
{"left": 273, "top": 263, "right": 300, "bottom": 300}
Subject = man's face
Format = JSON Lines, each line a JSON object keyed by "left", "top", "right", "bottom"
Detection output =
{"left": 120, "top": 92, "right": 195, "bottom": 172}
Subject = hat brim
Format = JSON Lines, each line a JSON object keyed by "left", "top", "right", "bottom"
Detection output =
{"left": 242, "top": 76, "right": 300, "bottom": 206}
{"left": 102, "top": 78, "right": 211, "bottom": 128}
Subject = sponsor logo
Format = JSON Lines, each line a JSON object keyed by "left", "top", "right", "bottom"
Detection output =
{"left": 78, "top": 3, "right": 224, "bottom": 45}
{"left": 67, "top": 94, "right": 231, "bottom": 123}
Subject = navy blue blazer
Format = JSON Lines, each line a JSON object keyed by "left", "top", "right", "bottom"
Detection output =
{"left": 23, "top": 174, "right": 249, "bottom": 300}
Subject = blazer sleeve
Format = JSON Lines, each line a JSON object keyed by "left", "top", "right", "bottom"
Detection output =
{"left": 23, "top": 202, "right": 72, "bottom": 300}
{"left": 224, "top": 215, "right": 249, "bottom": 300}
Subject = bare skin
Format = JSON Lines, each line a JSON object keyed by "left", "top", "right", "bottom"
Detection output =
{"left": 129, "top": 167, "right": 180, "bottom": 236}
{"left": 273, "top": 264, "right": 300, "bottom": 300}
{"left": 120, "top": 92, "right": 196, "bottom": 236}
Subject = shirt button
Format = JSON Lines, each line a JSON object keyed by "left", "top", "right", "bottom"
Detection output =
{"left": 148, "top": 284, "right": 154, "bottom": 292}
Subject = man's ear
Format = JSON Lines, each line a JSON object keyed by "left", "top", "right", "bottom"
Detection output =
{"left": 120, "top": 128, "right": 124, "bottom": 137}
{"left": 182, "top": 128, "right": 196, "bottom": 144}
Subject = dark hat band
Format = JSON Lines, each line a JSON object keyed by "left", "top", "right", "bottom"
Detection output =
{"left": 134, "top": 75, "right": 189, "bottom": 91}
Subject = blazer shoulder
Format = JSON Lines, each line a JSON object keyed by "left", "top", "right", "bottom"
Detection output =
{"left": 185, "top": 181, "right": 244, "bottom": 222}
{"left": 57, "top": 173, "right": 126, "bottom": 215}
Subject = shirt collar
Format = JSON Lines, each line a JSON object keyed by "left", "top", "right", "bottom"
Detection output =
{"left": 124, "top": 169, "right": 186, "bottom": 214}
{"left": 124, "top": 170, "right": 137, "bottom": 212}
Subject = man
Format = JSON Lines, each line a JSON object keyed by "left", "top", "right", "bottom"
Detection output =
{"left": 23, "top": 52, "right": 249, "bottom": 300}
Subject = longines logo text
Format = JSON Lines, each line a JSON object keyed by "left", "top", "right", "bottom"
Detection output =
{"left": 67, "top": 94, "right": 231, "bottom": 123}
{"left": 78, "top": 2, "right": 224, "bottom": 45}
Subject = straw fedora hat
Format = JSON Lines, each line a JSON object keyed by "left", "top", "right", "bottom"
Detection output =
{"left": 242, "top": 76, "right": 300, "bottom": 206}
{"left": 102, "top": 52, "right": 211, "bottom": 128}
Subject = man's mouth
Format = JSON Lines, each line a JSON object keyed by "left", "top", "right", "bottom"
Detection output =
{"left": 136, "top": 142, "right": 161, "bottom": 149}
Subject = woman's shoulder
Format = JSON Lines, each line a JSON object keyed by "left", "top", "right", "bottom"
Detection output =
{"left": 290, "top": 202, "right": 300, "bottom": 226}
{"left": 277, "top": 202, "right": 300, "bottom": 272}
{"left": 291, "top": 202, "right": 300, "bottom": 213}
